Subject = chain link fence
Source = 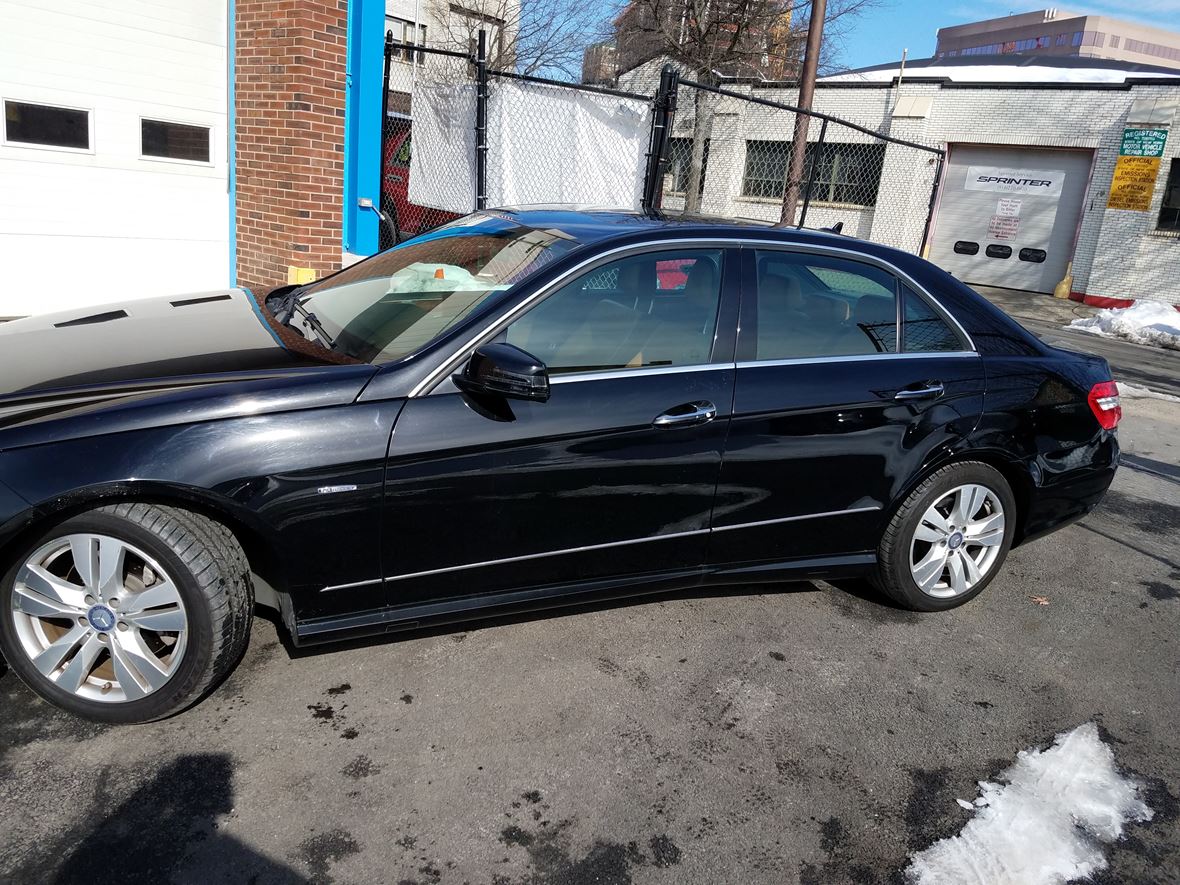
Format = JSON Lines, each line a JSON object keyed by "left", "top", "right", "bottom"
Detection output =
{"left": 378, "top": 37, "right": 944, "bottom": 257}
{"left": 654, "top": 77, "right": 945, "bottom": 254}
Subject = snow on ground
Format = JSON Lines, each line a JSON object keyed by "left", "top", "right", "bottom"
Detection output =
{"left": 906, "top": 722, "right": 1153, "bottom": 885}
{"left": 1068, "top": 302, "right": 1180, "bottom": 351}
{"left": 1117, "top": 381, "right": 1180, "bottom": 404}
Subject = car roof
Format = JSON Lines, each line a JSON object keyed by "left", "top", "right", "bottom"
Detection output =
{"left": 477, "top": 206, "right": 920, "bottom": 268}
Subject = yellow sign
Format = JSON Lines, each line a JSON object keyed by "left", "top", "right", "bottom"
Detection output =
{"left": 1107, "top": 155, "right": 1161, "bottom": 211}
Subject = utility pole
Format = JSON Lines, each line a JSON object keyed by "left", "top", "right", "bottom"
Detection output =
{"left": 777, "top": 0, "right": 826, "bottom": 226}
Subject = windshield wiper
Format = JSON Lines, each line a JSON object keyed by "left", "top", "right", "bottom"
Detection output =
{"left": 288, "top": 300, "right": 337, "bottom": 350}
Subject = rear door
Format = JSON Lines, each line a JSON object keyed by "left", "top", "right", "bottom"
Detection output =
{"left": 380, "top": 245, "right": 740, "bottom": 607}
{"left": 708, "top": 246, "right": 986, "bottom": 569}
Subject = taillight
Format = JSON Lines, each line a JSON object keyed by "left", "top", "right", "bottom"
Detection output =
{"left": 1087, "top": 381, "right": 1122, "bottom": 430}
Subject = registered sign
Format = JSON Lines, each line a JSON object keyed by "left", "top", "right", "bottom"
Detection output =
{"left": 1119, "top": 128, "right": 1168, "bottom": 158}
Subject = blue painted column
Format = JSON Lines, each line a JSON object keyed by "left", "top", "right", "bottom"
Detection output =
{"left": 342, "top": 0, "right": 385, "bottom": 256}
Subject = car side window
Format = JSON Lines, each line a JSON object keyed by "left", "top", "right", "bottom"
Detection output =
{"left": 505, "top": 249, "right": 724, "bottom": 375}
{"left": 901, "top": 285, "right": 965, "bottom": 353}
{"left": 754, "top": 250, "right": 897, "bottom": 359}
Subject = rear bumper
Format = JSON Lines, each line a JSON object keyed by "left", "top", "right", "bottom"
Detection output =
{"left": 1018, "top": 434, "right": 1119, "bottom": 546}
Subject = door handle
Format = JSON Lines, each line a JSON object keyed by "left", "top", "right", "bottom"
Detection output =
{"left": 653, "top": 401, "right": 717, "bottom": 428}
{"left": 894, "top": 383, "right": 945, "bottom": 401}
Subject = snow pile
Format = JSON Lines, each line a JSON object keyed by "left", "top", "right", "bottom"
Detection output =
{"left": 1068, "top": 302, "right": 1180, "bottom": 351}
{"left": 906, "top": 722, "right": 1154, "bottom": 885}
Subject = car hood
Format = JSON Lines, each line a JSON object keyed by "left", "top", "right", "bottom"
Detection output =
{"left": 0, "top": 289, "right": 378, "bottom": 448}
{"left": 0, "top": 288, "right": 343, "bottom": 395}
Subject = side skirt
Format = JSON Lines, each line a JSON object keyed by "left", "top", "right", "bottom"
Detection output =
{"left": 292, "top": 553, "right": 877, "bottom": 647}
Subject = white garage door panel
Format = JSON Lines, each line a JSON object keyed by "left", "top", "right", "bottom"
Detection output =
{"left": 0, "top": 0, "right": 228, "bottom": 317}
{"left": 929, "top": 146, "right": 1092, "bottom": 293}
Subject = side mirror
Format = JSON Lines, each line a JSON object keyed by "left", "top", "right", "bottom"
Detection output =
{"left": 454, "top": 343, "right": 550, "bottom": 402}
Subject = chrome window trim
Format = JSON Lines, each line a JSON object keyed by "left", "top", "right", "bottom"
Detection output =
{"left": 735, "top": 351, "right": 979, "bottom": 370}
{"left": 410, "top": 235, "right": 976, "bottom": 398}
{"left": 321, "top": 503, "right": 881, "bottom": 590}
{"left": 550, "top": 363, "right": 730, "bottom": 385}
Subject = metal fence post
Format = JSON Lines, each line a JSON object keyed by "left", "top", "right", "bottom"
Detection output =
{"left": 919, "top": 153, "right": 945, "bottom": 255}
{"left": 796, "top": 116, "right": 826, "bottom": 230}
{"left": 642, "top": 65, "right": 678, "bottom": 214}
{"left": 474, "top": 29, "right": 488, "bottom": 211}
{"left": 378, "top": 30, "right": 397, "bottom": 250}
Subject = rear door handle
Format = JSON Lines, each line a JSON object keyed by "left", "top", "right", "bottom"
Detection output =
{"left": 653, "top": 401, "right": 717, "bottom": 428}
{"left": 894, "top": 383, "right": 945, "bottom": 401}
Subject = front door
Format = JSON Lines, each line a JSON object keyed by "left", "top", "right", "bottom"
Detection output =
{"left": 709, "top": 246, "right": 986, "bottom": 568}
{"left": 381, "top": 246, "right": 739, "bottom": 607}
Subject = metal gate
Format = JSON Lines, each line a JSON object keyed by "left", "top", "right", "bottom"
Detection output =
{"left": 377, "top": 38, "right": 946, "bottom": 258}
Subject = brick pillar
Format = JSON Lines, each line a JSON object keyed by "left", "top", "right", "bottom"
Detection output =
{"left": 235, "top": 0, "right": 347, "bottom": 294}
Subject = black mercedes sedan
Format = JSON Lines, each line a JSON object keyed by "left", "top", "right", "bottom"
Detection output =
{"left": 0, "top": 209, "right": 1120, "bottom": 722}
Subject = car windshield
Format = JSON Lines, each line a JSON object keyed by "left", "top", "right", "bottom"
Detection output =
{"left": 291, "top": 214, "right": 581, "bottom": 363}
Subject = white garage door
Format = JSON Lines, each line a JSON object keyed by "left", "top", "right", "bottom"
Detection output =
{"left": 929, "top": 146, "right": 1092, "bottom": 294}
{"left": 0, "top": 0, "right": 228, "bottom": 318}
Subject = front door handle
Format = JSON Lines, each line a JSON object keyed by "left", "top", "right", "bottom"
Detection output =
{"left": 894, "top": 383, "right": 945, "bottom": 401}
{"left": 653, "top": 401, "right": 717, "bottom": 429}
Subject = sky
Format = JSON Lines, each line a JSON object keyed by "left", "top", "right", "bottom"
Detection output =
{"left": 830, "top": 0, "right": 1180, "bottom": 71}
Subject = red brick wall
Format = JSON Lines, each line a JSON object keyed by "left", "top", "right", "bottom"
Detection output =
{"left": 235, "top": 0, "right": 347, "bottom": 294}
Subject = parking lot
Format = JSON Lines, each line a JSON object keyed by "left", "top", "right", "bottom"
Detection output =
{"left": 2, "top": 348, "right": 1179, "bottom": 885}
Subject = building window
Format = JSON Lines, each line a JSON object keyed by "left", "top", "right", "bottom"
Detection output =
{"left": 666, "top": 137, "right": 709, "bottom": 195}
{"left": 1110, "top": 35, "right": 1120, "bottom": 49}
{"left": 1159, "top": 159, "right": 1180, "bottom": 232}
{"left": 741, "top": 141, "right": 787, "bottom": 199}
{"left": 141, "top": 119, "right": 211, "bottom": 162}
{"left": 1055, "top": 33, "right": 1068, "bottom": 46}
{"left": 740, "top": 140, "right": 885, "bottom": 207}
{"left": 1071, "top": 31, "right": 1084, "bottom": 46}
{"left": 387, "top": 16, "right": 427, "bottom": 62}
{"left": 3, "top": 100, "right": 89, "bottom": 150}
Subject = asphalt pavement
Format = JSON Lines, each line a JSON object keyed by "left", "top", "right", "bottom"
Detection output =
{"left": 1, "top": 372, "right": 1178, "bottom": 882}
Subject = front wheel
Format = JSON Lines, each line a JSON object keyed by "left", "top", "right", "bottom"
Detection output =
{"left": 873, "top": 462, "right": 1016, "bottom": 611}
{"left": 0, "top": 503, "right": 253, "bottom": 723}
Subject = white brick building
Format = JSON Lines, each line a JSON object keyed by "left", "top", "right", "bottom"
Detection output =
{"left": 621, "top": 55, "right": 1180, "bottom": 307}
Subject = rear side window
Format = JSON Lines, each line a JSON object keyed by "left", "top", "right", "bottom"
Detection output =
{"left": 901, "top": 285, "right": 965, "bottom": 353}
{"left": 754, "top": 250, "right": 897, "bottom": 359}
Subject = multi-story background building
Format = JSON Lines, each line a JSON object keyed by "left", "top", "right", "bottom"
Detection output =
{"left": 935, "top": 9, "right": 1180, "bottom": 69}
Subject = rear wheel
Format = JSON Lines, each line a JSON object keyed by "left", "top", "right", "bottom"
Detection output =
{"left": 874, "top": 462, "right": 1016, "bottom": 611}
{"left": 0, "top": 503, "right": 252, "bottom": 723}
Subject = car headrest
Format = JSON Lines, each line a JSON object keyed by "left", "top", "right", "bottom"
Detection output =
{"left": 683, "top": 258, "right": 717, "bottom": 307}
{"left": 762, "top": 272, "right": 803, "bottom": 310}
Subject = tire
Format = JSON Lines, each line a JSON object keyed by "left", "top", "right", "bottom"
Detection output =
{"left": 0, "top": 503, "right": 253, "bottom": 723}
{"left": 873, "top": 462, "right": 1017, "bottom": 612}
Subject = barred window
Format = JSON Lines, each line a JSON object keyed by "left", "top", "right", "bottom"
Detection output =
{"left": 666, "top": 137, "right": 710, "bottom": 195}
{"left": 740, "top": 140, "right": 886, "bottom": 207}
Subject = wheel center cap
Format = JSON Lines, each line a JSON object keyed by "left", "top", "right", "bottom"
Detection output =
{"left": 86, "top": 604, "right": 116, "bottom": 633}
{"left": 947, "top": 531, "right": 964, "bottom": 550}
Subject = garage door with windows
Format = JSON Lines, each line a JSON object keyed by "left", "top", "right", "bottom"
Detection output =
{"left": 929, "top": 146, "right": 1093, "bottom": 293}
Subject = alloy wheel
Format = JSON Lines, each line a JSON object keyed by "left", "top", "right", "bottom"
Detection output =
{"left": 908, "top": 484, "right": 1006, "bottom": 599}
{"left": 9, "top": 533, "right": 188, "bottom": 703}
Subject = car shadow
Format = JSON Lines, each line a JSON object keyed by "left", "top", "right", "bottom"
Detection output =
{"left": 259, "top": 577, "right": 895, "bottom": 661}
{"left": 34, "top": 753, "right": 309, "bottom": 885}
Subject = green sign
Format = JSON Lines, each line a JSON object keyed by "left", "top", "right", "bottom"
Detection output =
{"left": 1120, "top": 128, "right": 1168, "bottom": 158}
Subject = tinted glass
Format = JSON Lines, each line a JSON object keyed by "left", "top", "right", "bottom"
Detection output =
{"left": 506, "top": 250, "right": 723, "bottom": 374}
{"left": 1018, "top": 248, "right": 1046, "bottom": 263}
{"left": 754, "top": 250, "right": 897, "bottom": 359}
{"left": 4, "top": 101, "right": 88, "bottom": 149}
{"left": 902, "top": 285, "right": 963, "bottom": 353}
{"left": 295, "top": 215, "right": 582, "bottom": 362}
{"left": 985, "top": 244, "right": 1012, "bottom": 259}
{"left": 953, "top": 241, "right": 979, "bottom": 255}
{"left": 142, "top": 119, "right": 211, "bottom": 162}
